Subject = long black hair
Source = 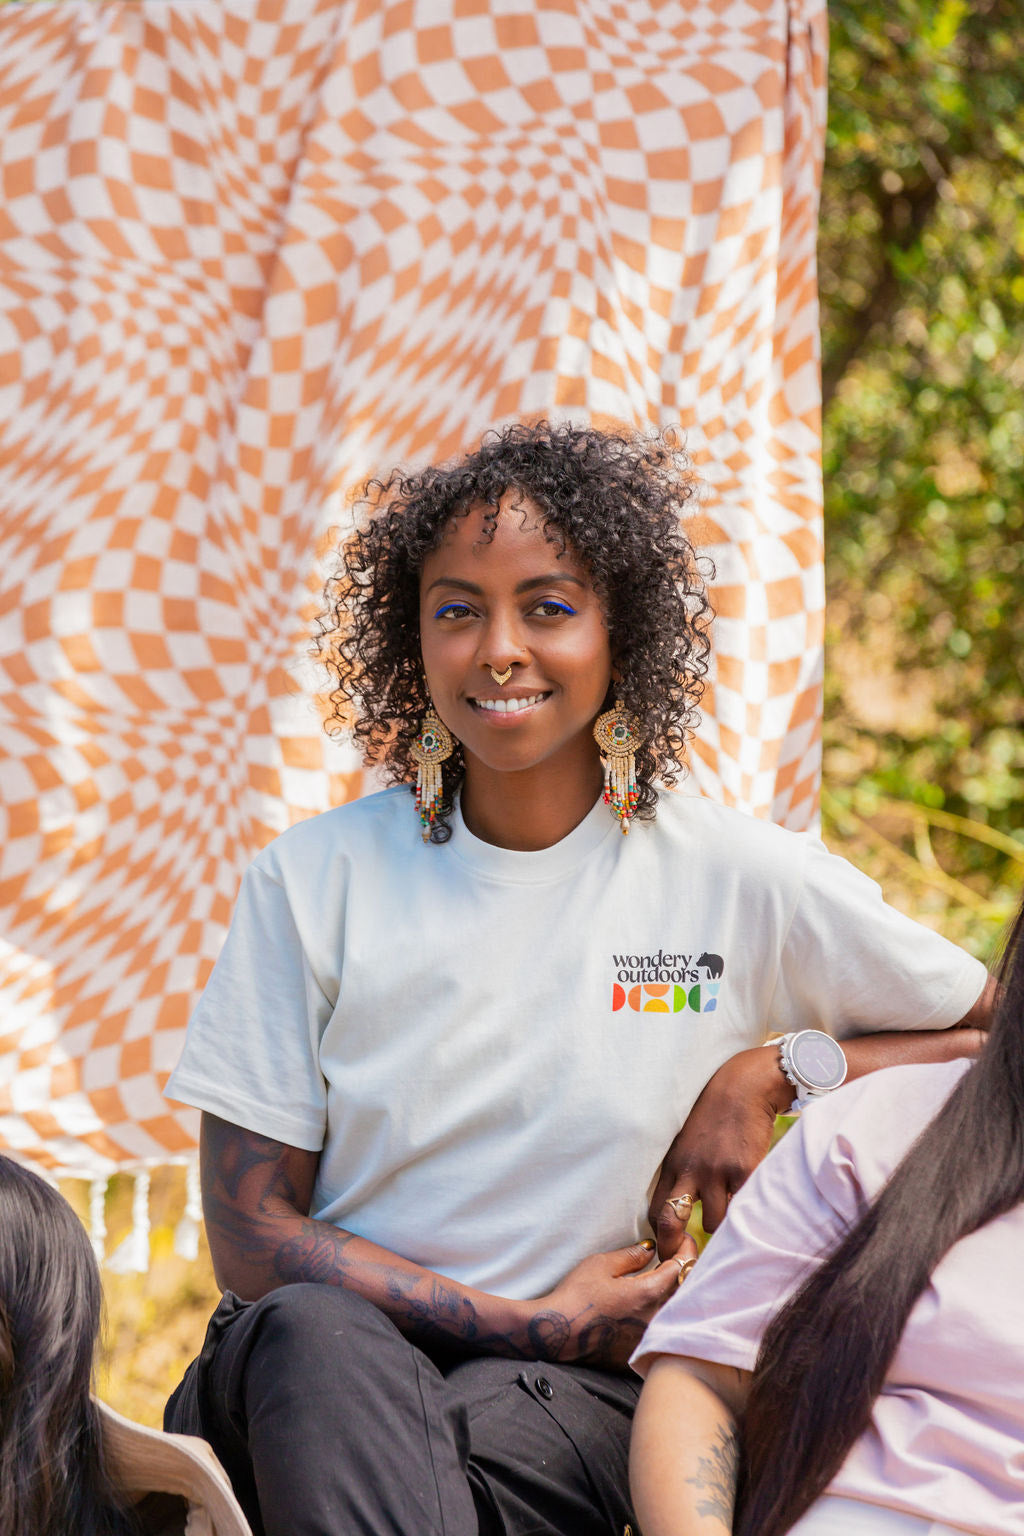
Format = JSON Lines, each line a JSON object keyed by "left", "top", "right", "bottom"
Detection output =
{"left": 314, "top": 419, "right": 712, "bottom": 840}
{"left": 0, "top": 1157, "right": 136, "bottom": 1536}
{"left": 736, "top": 911, "right": 1021, "bottom": 1536}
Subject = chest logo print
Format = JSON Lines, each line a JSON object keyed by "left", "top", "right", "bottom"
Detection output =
{"left": 611, "top": 952, "right": 724, "bottom": 1014}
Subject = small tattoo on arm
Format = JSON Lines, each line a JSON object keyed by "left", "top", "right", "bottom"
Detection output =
{"left": 574, "top": 1312, "right": 644, "bottom": 1365}
{"left": 526, "top": 1311, "right": 571, "bottom": 1362}
{"left": 274, "top": 1222, "right": 355, "bottom": 1285}
{"left": 203, "top": 1121, "right": 288, "bottom": 1203}
{"left": 685, "top": 1422, "right": 740, "bottom": 1529}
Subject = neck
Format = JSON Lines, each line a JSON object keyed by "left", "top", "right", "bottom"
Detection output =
{"left": 459, "top": 752, "right": 605, "bottom": 851}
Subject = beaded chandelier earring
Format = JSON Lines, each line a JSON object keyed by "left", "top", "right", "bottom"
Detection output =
{"left": 593, "top": 701, "right": 644, "bottom": 834}
{"left": 410, "top": 707, "right": 455, "bottom": 842}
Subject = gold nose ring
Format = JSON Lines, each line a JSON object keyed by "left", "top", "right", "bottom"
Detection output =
{"left": 489, "top": 665, "right": 513, "bottom": 686}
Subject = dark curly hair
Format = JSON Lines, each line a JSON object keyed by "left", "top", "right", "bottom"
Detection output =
{"left": 314, "top": 420, "right": 712, "bottom": 842}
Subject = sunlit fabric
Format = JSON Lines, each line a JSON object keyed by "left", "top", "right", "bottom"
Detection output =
{"left": 0, "top": 0, "right": 826, "bottom": 1178}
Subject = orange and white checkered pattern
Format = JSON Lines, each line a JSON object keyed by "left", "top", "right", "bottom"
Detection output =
{"left": 0, "top": 0, "right": 826, "bottom": 1179}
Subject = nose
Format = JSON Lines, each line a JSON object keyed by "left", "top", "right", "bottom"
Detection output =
{"left": 476, "top": 606, "right": 529, "bottom": 676}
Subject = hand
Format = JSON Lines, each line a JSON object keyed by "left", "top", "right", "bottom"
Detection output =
{"left": 649, "top": 1046, "right": 790, "bottom": 1255}
{"left": 532, "top": 1238, "right": 699, "bottom": 1371}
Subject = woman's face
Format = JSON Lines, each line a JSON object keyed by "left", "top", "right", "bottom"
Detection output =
{"left": 418, "top": 495, "right": 613, "bottom": 781}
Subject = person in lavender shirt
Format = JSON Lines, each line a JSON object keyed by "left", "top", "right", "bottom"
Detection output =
{"left": 630, "top": 895, "right": 1024, "bottom": 1536}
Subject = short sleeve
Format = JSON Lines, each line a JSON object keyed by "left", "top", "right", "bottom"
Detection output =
{"left": 165, "top": 862, "right": 333, "bottom": 1150}
{"left": 769, "top": 838, "right": 988, "bottom": 1039}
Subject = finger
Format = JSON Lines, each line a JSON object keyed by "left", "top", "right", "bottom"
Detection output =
{"left": 652, "top": 1253, "right": 699, "bottom": 1297}
{"left": 654, "top": 1186, "right": 697, "bottom": 1260}
{"left": 697, "top": 1176, "right": 730, "bottom": 1233}
{"left": 647, "top": 1160, "right": 691, "bottom": 1229}
{"left": 607, "top": 1238, "right": 657, "bottom": 1277}
{"left": 648, "top": 1170, "right": 672, "bottom": 1230}
{"left": 658, "top": 1230, "right": 699, "bottom": 1272}
{"left": 674, "top": 1257, "right": 698, "bottom": 1286}
{"left": 666, "top": 1191, "right": 695, "bottom": 1223}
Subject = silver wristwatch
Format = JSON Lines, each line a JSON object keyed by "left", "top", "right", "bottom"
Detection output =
{"left": 766, "top": 1030, "right": 848, "bottom": 1111}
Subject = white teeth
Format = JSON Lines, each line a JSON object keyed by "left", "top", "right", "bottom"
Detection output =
{"left": 475, "top": 694, "right": 545, "bottom": 713}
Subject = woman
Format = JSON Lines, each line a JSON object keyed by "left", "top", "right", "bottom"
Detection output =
{"left": 0, "top": 1155, "right": 250, "bottom": 1536}
{"left": 165, "top": 421, "right": 991, "bottom": 1536}
{"left": 0, "top": 1155, "right": 137, "bottom": 1536}
{"left": 629, "top": 899, "right": 1024, "bottom": 1536}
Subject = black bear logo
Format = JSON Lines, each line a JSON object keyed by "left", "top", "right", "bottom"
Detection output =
{"left": 697, "top": 952, "right": 724, "bottom": 979}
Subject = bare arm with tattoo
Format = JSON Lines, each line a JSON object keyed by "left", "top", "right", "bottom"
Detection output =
{"left": 200, "top": 1112, "right": 696, "bottom": 1370}
{"left": 630, "top": 1355, "right": 750, "bottom": 1536}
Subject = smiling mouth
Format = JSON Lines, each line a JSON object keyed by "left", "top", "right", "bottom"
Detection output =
{"left": 470, "top": 692, "right": 549, "bottom": 714}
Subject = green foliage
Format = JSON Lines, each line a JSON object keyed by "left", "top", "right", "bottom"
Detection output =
{"left": 821, "top": 0, "right": 1024, "bottom": 951}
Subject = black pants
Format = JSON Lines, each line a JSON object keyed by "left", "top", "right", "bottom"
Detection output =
{"left": 165, "top": 1286, "right": 641, "bottom": 1536}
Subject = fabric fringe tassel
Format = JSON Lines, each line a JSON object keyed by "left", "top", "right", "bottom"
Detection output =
{"left": 78, "top": 1159, "right": 202, "bottom": 1271}
{"left": 173, "top": 1157, "right": 203, "bottom": 1261}
{"left": 106, "top": 1170, "right": 151, "bottom": 1274}
{"left": 89, "top": 1176, "right": 108, "bottom": 1264}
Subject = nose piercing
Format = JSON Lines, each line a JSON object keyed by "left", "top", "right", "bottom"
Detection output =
{"left": 489, "top": 665, "right": 513, "bottom": 686}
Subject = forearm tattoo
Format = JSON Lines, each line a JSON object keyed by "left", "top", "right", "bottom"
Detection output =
{"left": 685, "top": 1422, "right": 740, "bottom": 1529}
{"left": 202, "top": 1120, "right": 637, "bottom": 1365}
{"left": 202, "top": 1122, "right": 547, "bottom": 1355}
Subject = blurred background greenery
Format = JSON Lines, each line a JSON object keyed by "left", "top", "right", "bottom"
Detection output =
{"left": 820, "top": 0, "right": 1024, "bottom": 955}
{"left": 33, "top": 0, "right": 1024, "bottom": 1423}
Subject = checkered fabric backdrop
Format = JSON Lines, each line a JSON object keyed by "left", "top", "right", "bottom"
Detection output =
{"left": 0, "top": 0, "right": 827, "bottom": 1183}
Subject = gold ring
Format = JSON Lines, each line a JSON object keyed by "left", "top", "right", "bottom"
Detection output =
{"left": 675, "top": 1258, "right": 697, "bottom": 1286}
{"left": 666, "top": 1195, "right": 694, "bottom": 1220}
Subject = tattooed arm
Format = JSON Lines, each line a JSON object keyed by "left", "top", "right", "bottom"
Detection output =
{"left": 200, "top": 1113, "right": 693, "bottom": 1369}
{"left": 630, "top": 1355, "right": 749, "bottom": 1535}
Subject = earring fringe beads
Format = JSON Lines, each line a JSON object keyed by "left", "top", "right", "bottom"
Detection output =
{"left": 410, "top": 707, "right": 455, "bottom": 842}
{"left": 593, "top": 700, "right": 644, "bottom": 835}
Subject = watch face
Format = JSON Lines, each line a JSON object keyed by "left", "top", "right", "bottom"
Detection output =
{"left": 791, "top": 1031, "right": 847, "bottom": 1090}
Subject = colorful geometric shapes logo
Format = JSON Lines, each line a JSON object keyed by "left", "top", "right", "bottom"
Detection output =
{"left": 612, "top": 981, "right": 721, "bottom": 1013}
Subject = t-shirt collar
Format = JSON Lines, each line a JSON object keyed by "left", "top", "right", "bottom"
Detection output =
{"left": 449, "top": 791, "right": 618, "bottom": 882}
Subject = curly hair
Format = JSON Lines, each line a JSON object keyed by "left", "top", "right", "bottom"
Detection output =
{"left": 314, "top": 420, "right": 712, "bottom": 841}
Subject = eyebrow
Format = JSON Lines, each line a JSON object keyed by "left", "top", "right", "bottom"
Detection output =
{"left": 425, "top": 573, "right": 586, "bottom": 596}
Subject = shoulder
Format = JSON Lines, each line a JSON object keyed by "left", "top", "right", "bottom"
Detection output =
{"left": 797, "top": 1058, "right": 971, "bottom": 1204}
{"left": 650, "top": 789, "right": 815, "bottom": 881}
{"left": 654, "top": 788, "right": 811, "bottom": 851}
{"left": 250, "top": 785, "right": 413, "bottom": 880}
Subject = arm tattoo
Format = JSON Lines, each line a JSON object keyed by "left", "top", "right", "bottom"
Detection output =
{"left": 274, "top": 1223, "right": 356, "bottom": 1284}
{"left": 526, "top": 1311, "right": 571, "bottom": 1362}
{"left": 574, "top": 1312, "right": 645, "bottom": 1363}
{"left": 201, "top": 1120, "right": 629, "bottom": 1364}
{"left": 202, "top": 1120, "right": 303, "bottom": 1210}
{"left": 685, "top": 1422, "right": 740, "bottom": 1529}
